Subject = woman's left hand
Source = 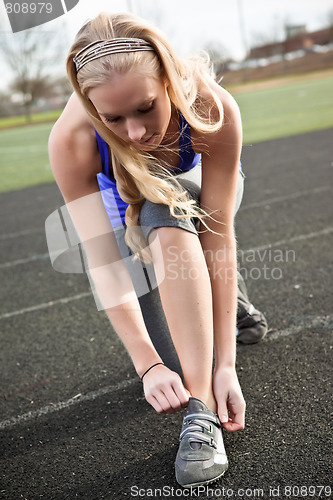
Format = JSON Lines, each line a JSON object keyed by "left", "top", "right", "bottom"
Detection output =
{"left": 213, "top": 366, "right": 246, "bottom": 432}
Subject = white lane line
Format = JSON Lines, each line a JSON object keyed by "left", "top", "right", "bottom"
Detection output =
{"left": 0, "top": 253, "right": 49, "bottom": 269}
{"left": 0, "top": 292, "right": 91, "bottom": 320}
{"left": 0, "top": 228, "right": 43, "bottom": 240}
{"left": 266, "top": 315, "right": 333, "bottom": 342}
{"left": 0, "top": 226, "right": 332, "bottom": 320}
{"left": 242, "top": 226, "right": 333, "bottom": 255}
{"left": 239, "top": 186, "right": 331, "bottom": 211}
{"left": 0, "top": 378, "right": 138, "bottom": 430}
{"left": 0, "top": 186, "right": 329, "bottom": 243}
{"left": 0, "top": 315, "right": 331, "bottom": 430}
{"left": 1, "top": 226, "right": 332, "bottom": 270}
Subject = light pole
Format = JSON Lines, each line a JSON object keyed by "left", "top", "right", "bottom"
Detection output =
{"left": 237, "top": 0, "right": 250, "bottom": 80}
{"left": 127, "top": 0, "right": 140, "bottom": 16}
{"left": 237, "top": 0, "right": 249, "bottom": 58}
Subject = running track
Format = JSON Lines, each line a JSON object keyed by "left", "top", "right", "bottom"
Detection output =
{"left": 0, "top": 129, "right": 332, "bottom": 499}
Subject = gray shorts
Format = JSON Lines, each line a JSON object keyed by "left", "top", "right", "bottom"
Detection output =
{"left": 113, "top": 163, "right": 244, "bottom": 296}
{"left": 139, "top": 163, "right": 244, "bottom": 242}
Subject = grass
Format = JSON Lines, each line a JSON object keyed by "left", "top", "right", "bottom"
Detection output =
{"left": 0, "top": 110, "right": 62, "bottom": 130}
{"left": 0, "top": 72, "right": 332, "bottom": 193}
{"left": 233, "top": 72, "right": 333, "bottom": 144}
{"left": 0, "top": 122, "right": 55, "bottom": 192}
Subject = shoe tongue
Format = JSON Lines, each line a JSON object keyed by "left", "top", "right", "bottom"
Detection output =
{"left": 186, "top": 397, "right": 209, "bottom": 415}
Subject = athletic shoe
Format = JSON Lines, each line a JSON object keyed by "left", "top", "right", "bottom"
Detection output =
{"left": 175, "top": 397, "right": 228, "bottom": 488}
{"left": 236, "top": 273, "right": 268, "bottom": 344}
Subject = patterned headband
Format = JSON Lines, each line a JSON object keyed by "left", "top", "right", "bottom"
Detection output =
{"left": 73, "top": 37, "right": 155, "bottom": 72}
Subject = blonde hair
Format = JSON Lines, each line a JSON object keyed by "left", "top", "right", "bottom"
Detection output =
{"left": 66, "top": 12, "right": 224, "bottom": 261}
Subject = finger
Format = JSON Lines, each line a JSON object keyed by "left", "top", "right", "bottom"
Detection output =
{"left": 172, "top": 382, "right": 191, "bottom": 408}
{"left": 183, "top": 388, "right": 192, "bottom": 406}
{"left": 230, "top": 405, "right": 246, "bottom": 427}
{"left": 222, "top": 419, "right": 244, "bottom": 432}
{"left": 222, "top": 410, "right": 245, "bottom": 432}
{"left": 217, "top": 403, "right": 229, "bottom": 425}
{"left": 154, "top": 391, "right": 174, "bottom": 414}
{"left": 146, "top": 394, "right": 164, "bottom": 414}
{"left": 160, "top": 388, "right": 183, "bottom": 412}
{"left": 165, "top": 386, "right": 189, "bottom": 412}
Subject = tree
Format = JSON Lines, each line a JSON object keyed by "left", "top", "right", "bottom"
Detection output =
{"left": 203, "top": 41, "right": 231, "bottom": 77}
{"left": 0, "top": 25, "right": 67, "bottom": 121}
{"left": 51, "top": 75, "right": 74, "bottom": 107}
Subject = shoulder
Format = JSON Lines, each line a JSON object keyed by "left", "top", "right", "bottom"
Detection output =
{"left": 191, "top": 76, "right": 242, "bottom": 152}
{"left": 49, "top": 93, "right": 98, "bottom": 165}
{"left": 49, "top": 93, "right": 102, "bottom": 200}
{"left": 190, "top": 77, "right": 242, "bottom": 171}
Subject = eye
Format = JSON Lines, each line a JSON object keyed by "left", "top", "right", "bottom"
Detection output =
{"left": 138, "top": 101, "right": 155, "bottom": 114}
{"left": 103, "top": 116, "right": 120, "bottom": 124}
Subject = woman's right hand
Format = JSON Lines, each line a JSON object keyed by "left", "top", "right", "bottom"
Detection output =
{"left": 142, "top": 364, "right": 191, "bottom": 414}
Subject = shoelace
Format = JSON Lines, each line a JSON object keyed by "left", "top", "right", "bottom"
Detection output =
{"left": 179, "top": 411, "right": 221, "bottom": 448}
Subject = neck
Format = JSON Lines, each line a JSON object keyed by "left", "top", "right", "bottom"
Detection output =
{"left": 160, "top": 106, "right": 179, "bottom": 148}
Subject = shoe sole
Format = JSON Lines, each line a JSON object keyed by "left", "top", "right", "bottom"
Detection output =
{"left": 176, "top": 467, "right": 228, "bottom": 489}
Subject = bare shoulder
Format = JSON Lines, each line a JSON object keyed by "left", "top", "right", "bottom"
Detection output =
{"left": 191, "top": 76, "right": 242, "bottom": 151}
{"left": 49, "top": 93, "right": 102, "bottom": 200}
{"left": 49, "top": 93, "right": 99, "bottom": 166}
{"left": 200, "top": 76, "right": 241, "bottom": 121}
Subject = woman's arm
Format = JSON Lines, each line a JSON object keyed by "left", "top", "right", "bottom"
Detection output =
{"left": 48, "top": 98, "right": 189, "bottom": 412}
{"left": 194, "top": 84, "right": 246, "bottom": 430}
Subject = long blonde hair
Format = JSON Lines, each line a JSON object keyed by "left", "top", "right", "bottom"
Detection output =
{"left": 66, "top": 12, "right": 224, "bottom": 261}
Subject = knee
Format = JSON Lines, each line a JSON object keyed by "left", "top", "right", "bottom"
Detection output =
{"left": 148, "top": 226, "right": 183, "bottom": 250}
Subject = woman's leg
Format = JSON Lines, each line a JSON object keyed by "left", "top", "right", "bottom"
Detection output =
{"left": 147, "top": 226, "right": 217, "bottom": 412}
{"left": 138, "top": 169, "right": 243, "bottom": 409}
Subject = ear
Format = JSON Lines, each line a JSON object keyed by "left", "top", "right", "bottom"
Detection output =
{"left": 163, "top": 75, "right": 170, "bottom": 89}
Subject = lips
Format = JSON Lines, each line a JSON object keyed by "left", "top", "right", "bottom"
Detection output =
{"left": 140, "top": 134, "right": 155, "bottom": 145}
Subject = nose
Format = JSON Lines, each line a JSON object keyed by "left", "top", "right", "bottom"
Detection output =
{"left": 126, "top": 118, "right": 146, "bottom": 142}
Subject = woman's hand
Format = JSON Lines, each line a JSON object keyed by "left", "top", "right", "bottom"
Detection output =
{"left": 143, "top": 364, "right": 191, "bottom": 414}
{"left": 213, "top": 366, "right": 246, "bottom": 432}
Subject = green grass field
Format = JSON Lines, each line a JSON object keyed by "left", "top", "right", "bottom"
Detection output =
{"left": 0, "top": 122, "right": 55, "bottom": 192}
{"left": 0, "top": 110, "right": 62, "bottom": 130}
{"left": 0, "top": 72, "right": 332, "bottom": 193}
{"left": 233, "top": 72, "right": 333, "bottom": 144}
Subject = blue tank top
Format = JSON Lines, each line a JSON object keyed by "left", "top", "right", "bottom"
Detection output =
{"left": 96, "top": 113, "right": 201, "bottom": 227}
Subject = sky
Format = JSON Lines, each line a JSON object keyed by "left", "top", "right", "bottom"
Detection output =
{"left": 57, "top": 0, "right": 333, "bottom": 58}
{"left": 0, "top": 0, "right": 333, "bottom": 89}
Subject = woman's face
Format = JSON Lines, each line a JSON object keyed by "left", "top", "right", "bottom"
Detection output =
{"left": 88, "top": 70, "right": 172, "bottom": 151}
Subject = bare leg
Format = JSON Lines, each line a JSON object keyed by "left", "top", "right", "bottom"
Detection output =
{"left": 148, "top": 226, "right": 217, "bottom": 412}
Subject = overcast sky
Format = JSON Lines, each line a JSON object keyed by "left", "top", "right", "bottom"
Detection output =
{"left": 0, "top": 0, "right": 332, "bottom": 88}
{"left": 61, "top": 0, "right": 333, "bottom": 57}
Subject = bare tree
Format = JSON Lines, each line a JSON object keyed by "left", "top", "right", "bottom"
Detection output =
{"left": 52, "top": 75, "right": 74, "bottom": 106}
{"left": 203, "top": 41, "right": 231, "bottom": 77}
{"left": 0, "top": 25, "right": 67, "bottom": 121}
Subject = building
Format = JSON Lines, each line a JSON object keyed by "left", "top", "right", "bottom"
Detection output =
{"left": 249, "top": 27, "right": 333, "bottom": 60}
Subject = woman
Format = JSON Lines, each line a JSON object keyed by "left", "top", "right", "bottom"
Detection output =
{"left": 48, "top": 12, "right": 266, "bottom": 488}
